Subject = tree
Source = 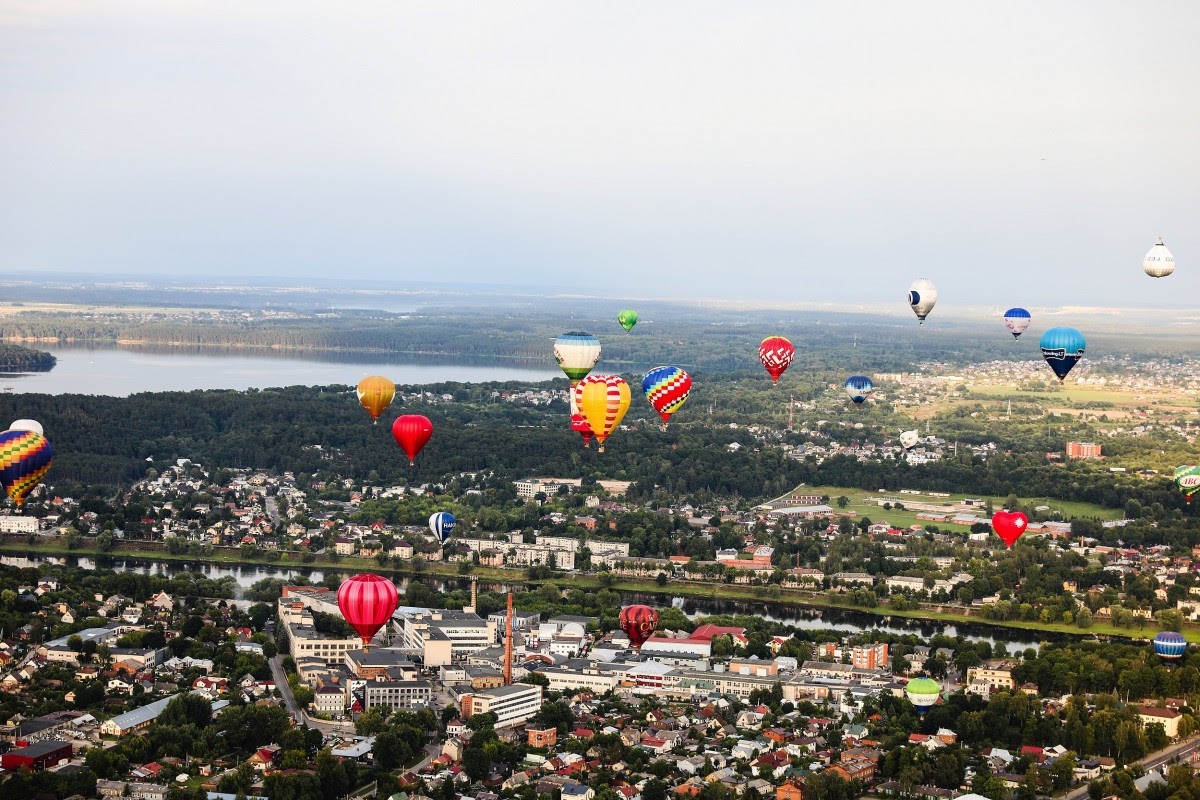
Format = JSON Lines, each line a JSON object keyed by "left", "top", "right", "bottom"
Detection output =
{"left": 836, "top": 496, "right": 850, "bottom": 509}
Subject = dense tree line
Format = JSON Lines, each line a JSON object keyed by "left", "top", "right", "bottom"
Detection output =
{"left": 0, "top": 343, "right": 55, "bottom": 370}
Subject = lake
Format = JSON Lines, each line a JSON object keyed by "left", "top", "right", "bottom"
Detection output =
{"left": 0, "top": 344, "right": 560, "bottom": 396}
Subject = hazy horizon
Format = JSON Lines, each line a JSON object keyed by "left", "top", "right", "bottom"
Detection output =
{"left": 2, "top": 2, "right": 1198, "bottom": 307}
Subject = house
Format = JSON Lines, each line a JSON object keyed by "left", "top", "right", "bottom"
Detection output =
{"left": 1137, "top": 706, "right": 1182, "bottom": 739}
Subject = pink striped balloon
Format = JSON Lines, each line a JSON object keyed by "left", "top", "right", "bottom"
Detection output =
{"left": 337, "top": 573, "right": 399, "bottom": 649}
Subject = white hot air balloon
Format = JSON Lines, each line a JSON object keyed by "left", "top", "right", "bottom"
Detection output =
{"left": 8, "top": 419, "right": 43, "bottom": 436}
{"left": 899, "top": 430, "right": 920, "bottom": 450}
{"left": 908, "top": 279, "right": 938, "bottom": 324}
{"left": 1143, "top": 237, "right": 1176, "bottom": 278}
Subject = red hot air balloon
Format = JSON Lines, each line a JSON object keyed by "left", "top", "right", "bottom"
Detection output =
{"left": 392, "top": 414, "right": 433, "bottom": 465}
{"left": 619, "top": 605, "right": 660, "bottom": 649}
{"left": 991, "top": 511, "right": 1028, "bottom": 549}
{"left": 337, "top": 573, "right": 399, "bottom": 650}
{"left": 758, "top": 336, "right": 795, "bottom": 384}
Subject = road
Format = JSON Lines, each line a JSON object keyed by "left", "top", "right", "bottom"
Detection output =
{"left": 1059, "top": 736, "right": 1200, "bottom": 800}
{"left": 268, "top": 654, "right": 358, "bottom": 737}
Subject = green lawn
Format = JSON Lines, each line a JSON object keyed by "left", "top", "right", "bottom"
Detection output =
{"left": 782, "top": 484, "right": 1123, "bottom": 526}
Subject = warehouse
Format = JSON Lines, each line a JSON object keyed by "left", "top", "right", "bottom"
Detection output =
{"left": 1, "top": 739, "right": 74, "bottom": 771}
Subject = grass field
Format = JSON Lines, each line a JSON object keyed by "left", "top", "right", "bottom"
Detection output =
{"left": 779, "top": 484, "right": 1123, "bottom": 527}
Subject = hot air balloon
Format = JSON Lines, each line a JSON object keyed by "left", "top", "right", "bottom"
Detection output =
{"left": 1003, "top": 308, "right": 1031, "bottom": 339}
{"left": 908, "top": 279, "right": 938, "bottom": 324}
{"left": 1040, "top": 327, "right": 1086, "bottom": 382}
{"left": 617, "top": 309, "right": 639, "bottom": 333}
{"left": 7, "top": 419, "right": 43, "bottom": 436}
{"left": 642, "top": 366, "right": 692, "bottom": 428}
{"left": 899, "top": 430, "right": 920, "bottom": 450}
{"left": 844, "top": 375, "right": 873, "bottom": 405}
{"left": 569, "top": 389, "right": 594, "bottom": 447}
{"left": 337, "top": 573, "right": 399, "bottom": 651}
{"left": 1143, "top": 237, "right": 1176, "bottom": 278}
{"left": 356, "top": 376, "right": 396, "bottom": 424}
{"left": 553, "top": 332, "right": 602, "bottom": 383}
{"left": 905, "top": 677, "right": 941, "bottom": 715}
{"left": 758, "top": 336, "right": 795, "bottom": 384}
{"left": 991, "top": 511, "right": 1028, "bottom": 549}
{"left": 1154, "top": 631, "right": 1187, "bottom": 662}
{"left": 578, "top": 375, "right": 631, "bottom": 452}
{"left": 429, "top": 512, "right": 457, "bottom": 545}
{"left": 1174, "top": 466, "right": 1200, "bottom": 504}
{"left": 0, "top": 429, "right": 53, "bottom": 507}
{"left": 619, "top": 605, "right": 659, "bottom": 649}
{"left": 392, "top": 414, "right": 433, "bottom": 465}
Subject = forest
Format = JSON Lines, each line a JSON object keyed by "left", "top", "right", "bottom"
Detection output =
{"left": 0, "top": 342, "right": 55, "bottom": 371}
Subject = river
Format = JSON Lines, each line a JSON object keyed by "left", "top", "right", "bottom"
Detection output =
{"left": 0, "top": 343, "right": 559, "bottom": 396}
{"left": 2, "top": 554, "right": 1048, "bottom": 652}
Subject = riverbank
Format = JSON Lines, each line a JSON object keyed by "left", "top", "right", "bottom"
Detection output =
{"left": 2, "top": 538, "right": 1190, "bottom": 643}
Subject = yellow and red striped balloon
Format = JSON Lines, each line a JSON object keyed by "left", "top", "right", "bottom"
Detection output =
{"left": 577, "top": 375, "right": 631, "bottom": 452}
{"left": 0, "top": 429, "right": 54, "bottom": 507}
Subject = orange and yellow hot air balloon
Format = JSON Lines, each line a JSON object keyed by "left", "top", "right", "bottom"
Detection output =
{"left": 577, "top": 374, "right": 631, "bottom": 452}
{"left": 357, "top": 376, "right": 396, "bottom": 424}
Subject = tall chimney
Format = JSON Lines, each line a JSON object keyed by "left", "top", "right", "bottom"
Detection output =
{"left": 471, "top": 576, "right": 478, "bottom": 612}
{"left": 503, "top": 591, "right": 513, "bottom": 686}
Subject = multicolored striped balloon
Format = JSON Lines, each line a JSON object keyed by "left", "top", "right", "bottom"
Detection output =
{"left": 577, "top": 374, "right": 631, "bottom": 452}
{"left": 642, "top": 366, "right": 692, "bottom": 427}
{"left": 0, "top": 429, "right": 54, "bottom": 507}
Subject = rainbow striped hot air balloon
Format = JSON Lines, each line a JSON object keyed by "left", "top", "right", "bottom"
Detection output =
{"left": 905, "top": 677, "right": 941, "bottom": 715}
{"left": 0, "top": 429, "right": 54, "bottom": 507}
{"left": 1154, "top": 631, "right": 1187, "bottom": 662}
{"left": 642, "top": 366, "right": 692, "bottom": 428}
{"left": 578, "top": 374, "right": 631, "bottom": 452}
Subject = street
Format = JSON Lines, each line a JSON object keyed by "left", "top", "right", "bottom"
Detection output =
{"left": 1059, "top": 737, "right": 1200, "bottom": 800}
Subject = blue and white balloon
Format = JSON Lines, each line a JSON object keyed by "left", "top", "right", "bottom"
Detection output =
{"left": 844, "top": 375, "right": 874, "bottom": 405}
{"left": 1003, "top": 307, "right": 1031, "bottom": 339}
{"left": 429, "top": 512, "right": 457, "bottom": 545}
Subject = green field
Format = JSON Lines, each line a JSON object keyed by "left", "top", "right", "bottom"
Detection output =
{"left": 779, "top": 484, "right": 1123, "bottom": 528}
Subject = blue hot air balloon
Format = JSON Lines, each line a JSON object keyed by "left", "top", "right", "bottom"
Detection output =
{"left": 844, "top": 375, "right": 874, "bottom": 405}
{"left": 429, "top": 512, "right": 457, "bottom": 545}
{"left": 1039, "top": 327, "right": 1086, "bottom": 382}
{"left": 1154, "top": 631, "right": 1187, "bottom": 662}
{"left": 1003, "top": 307, "right": 1031, "bottom": 339}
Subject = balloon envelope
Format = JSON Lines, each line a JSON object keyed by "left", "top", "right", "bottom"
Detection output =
{"left": 1040, "top": 327, "right": 1086, "bottom": 382}
{"left": 899, "top": 430, "right": 920, "bottom": 450}
{"left": 357, "top": 376, "right": 396, "bottom": 422}
{"left": 1154, "top": 631, "right": 1187, "bottom": 661}
{"left": 569, "top": 387, "right": 594, "bottom": 446}
{"left": 617, "top": 309, "right": 639, "bottom": 332}
{"left": 905, "top": 677, "right": 941, "bottom": 712}
{"left": 908, "top": 278, "right": 938, "bottom": 323}
{"left": 429, "top": 512, "right": 457, "bottom": 545}
{"left": 0, "top": 430, "right": 53, "bottom": 507}
{"left": 991, "top": 511, "right": 1028, "bottom": 548}
{"left": 1003, "top": 308, "right": 1031, "bottom": 338}
{"left": 758, "top": 336, "right": 795, "bottom": 384}
{"left": 619, "top": 605, "right": 660, "bottom": 648}
{"left": 1143, "top": 237, "right": 1176, "bottom": 278}
{"left": 553, "top": 332, "right": 602, "bottom": 382}
{"left": 7, "top": 419, "right": 43, "bottom": 436}
{"left": 392, "top": 415, "right": 433, "bottom": 465}
{"left": 642, "top": 366, "right": 692, "bottom": 425}
{"left": 1174, "top": 466, "right": 1200, "bottom": 504}
{"left": 844, "top": 375, "right": 873, "bottom": 405}
{"left": 579, "top": 375, "right": 631, "bottom": 451}
{"left": 337, "top": 573, "right": 399, "bottom": 648}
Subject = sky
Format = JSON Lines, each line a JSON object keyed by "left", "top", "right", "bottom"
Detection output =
{"left": 2, "top": 1, "right": 1199, "bottom": 309}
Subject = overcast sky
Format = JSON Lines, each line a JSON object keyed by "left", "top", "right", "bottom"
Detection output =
{"left": 2, "top": 1, "right": 1198, "bottom": 309}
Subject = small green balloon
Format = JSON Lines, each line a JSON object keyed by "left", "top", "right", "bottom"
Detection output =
{"left": 617, "top": 309, "right": 638, "bottom": 332}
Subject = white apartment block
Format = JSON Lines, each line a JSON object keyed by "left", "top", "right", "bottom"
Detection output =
{"left": 394, "top": 609, "right": 495, "bottom": 667}
{"left": 460, "top": 682, "right": 544, "bottom": 728}
{"left": 0, "top": 516, "right": 38, "bottom": 533}
{"left": 515, "top": 478, "right": 581, "bottom": 499}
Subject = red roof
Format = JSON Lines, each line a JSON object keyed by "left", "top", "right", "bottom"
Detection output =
{"left": 690, "top": 624, "right": 747, "bottom": 641}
